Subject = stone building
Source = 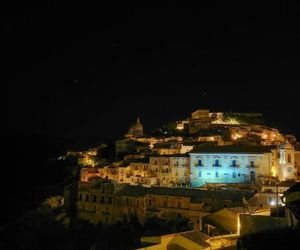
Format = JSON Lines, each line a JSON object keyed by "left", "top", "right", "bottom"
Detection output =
{"left": 190, "top": 144, "right": 298, "bottom": 187}
{"left": 75, "top": 178, "right": 254, "bottom": 230}
{"left": 188, "top": 109, "right": 211, "bottom": 134}
{"left": 126, "top": 117, "right": 144, "bottom": 138}
{"left": 190, "top": 145, "right": 279, "bottom": 187}
{"left": 149, "top": 155, "right": 190, "bottom": 187}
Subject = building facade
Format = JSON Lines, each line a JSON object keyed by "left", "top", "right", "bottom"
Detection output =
{"left": 75, "top": 178, "right": 254, "bottom": 230}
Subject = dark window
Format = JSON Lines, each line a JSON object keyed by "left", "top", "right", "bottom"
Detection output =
{"left": 214, "top": 159, "right": 220, "bottom": 166}
{"left": 215, "top": 171, "right": 219, "bottom": 178}
{"left": 250, "top": 161, "right": 254, "bottom": 167}
{"left": 148, "top": 199, "right": 152, "bottom": 206}
{"left": 108, "top": 196, "right": 112, "bottom": 204}
{"left": 136, "top": 200, "right": 139, "bottom": 207}
{"left": 288, "top": 154, "right": 292, "bottom": 163}
{"left": 250, "top": 171, "right": 255, "bottom": 182}
{"left": 127, "top": 197, "right": 129, "bottom": 205}
{"left": 232, "top": 160, "right": 237, "bottom": 167}
{"left": 85, "top": 194, "right": 89, "bottom": 202}
{"left": 177, "top": 201, "right": 182, "bottom": 209}
{"left": 101, "top": 196, "right": 104, "bottom": 203}
{"left": 198, "top": 159, "right": 203, "bottom": 166}
{"left": 232, "top": 172, "right": 236, "bottom": 178}
{"left": 198, "top": 171, "right": 202, "bottom": 177}
{"left": 79, "top": 193, "right": 82, "bottom": 201}
{"left": 93, "top": 195, "right": 97, "bottom": 202}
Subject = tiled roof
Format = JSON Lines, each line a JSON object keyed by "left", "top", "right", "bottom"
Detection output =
{"left": 116, "top": 185, "right": 254, "bottom": 202}
{"left": 178, "top": 231, "right": 210, "bottom": 248}
{"left": 190, "top": 145, "right": 277, "bottom": 154}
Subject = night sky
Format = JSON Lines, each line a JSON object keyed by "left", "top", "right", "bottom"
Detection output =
{"left": 3, "top": 1, "right": 300, "bottom": 139}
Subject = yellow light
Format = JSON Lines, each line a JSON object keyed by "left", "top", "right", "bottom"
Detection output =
{"left": 271, "top": 167, "right": 277, "bottom": 177}
{"left": 237, "top": 215, "right": 241, "bottom": 235}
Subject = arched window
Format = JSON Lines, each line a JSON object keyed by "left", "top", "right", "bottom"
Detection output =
{"left": 198, "top": 159, "right": 203, "bottom": 166}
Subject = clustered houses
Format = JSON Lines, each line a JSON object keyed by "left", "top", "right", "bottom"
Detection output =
{"left": 81, "top": 142, "right": 298, "bottom": 188}
{"left": 81, "top": 154, "right": 190, "bottom": 187}
{"left": 66, "top": 109, "right": 300, "bottom": 234}
{"left": 76, "top": 178, "right": 254, "bottom": 229}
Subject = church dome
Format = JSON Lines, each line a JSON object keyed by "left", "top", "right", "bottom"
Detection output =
{"left": 127, "top": 117, "right": 143, "bottom": 137}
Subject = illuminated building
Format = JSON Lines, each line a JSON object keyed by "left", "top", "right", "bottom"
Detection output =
{"left": 125, "top": 117, "right": 144, "bottom": 138}
{"left": 278, "top": 142, "right": 298, "bottom": 181}
{"left": 149, "top": 155, "right": 190, "bottom": 187}
{"left": 75, "top": 178, "right": 254, "bottom": 229}
{"left": 152, "top": 142, "right": 193, "bottom": 155}
{"left": 188, "top": 109, "right": 211, "bottom": 134}
{"left": 189, "top": 145, "right": 279, "bottom": 187}
{"left": 255, "top": 180, "right": 298, "bottom": 208}
{"left": 139, "top": 231, "right": 211, "bottom": 250}
{"left": 190, "top": 144, "right": 298, "bottom": 187}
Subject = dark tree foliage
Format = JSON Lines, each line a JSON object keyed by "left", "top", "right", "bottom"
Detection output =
{"left": 0, "top": 209, "right": 193, "bottom": 250}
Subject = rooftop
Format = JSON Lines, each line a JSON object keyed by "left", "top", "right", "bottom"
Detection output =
{"left": 116, "top": 185, "right": 254, "bottom": 202}
{"left": 190, "top": 145, "right": 277, "bottom": 154}
{"left": 178, "top": 230, "right": 210, "bottom": 248}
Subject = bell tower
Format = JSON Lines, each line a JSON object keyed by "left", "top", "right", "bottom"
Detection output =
{"left": 278, "top": 142, "right": 297, "bottom": 181}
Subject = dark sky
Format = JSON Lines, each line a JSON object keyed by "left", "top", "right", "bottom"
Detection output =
{"left": 3, "top": 1, "right": 300, "bottom": 139}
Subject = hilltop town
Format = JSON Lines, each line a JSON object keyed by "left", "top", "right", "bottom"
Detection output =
{"left": 63, "top": 109, "right": 300, "bottom": 249}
